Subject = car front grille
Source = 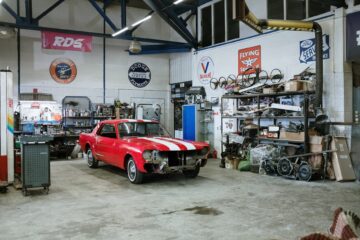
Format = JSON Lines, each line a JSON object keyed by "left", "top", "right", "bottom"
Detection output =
{"left": 165, "top": 150, "right": 197, "bottom": 167}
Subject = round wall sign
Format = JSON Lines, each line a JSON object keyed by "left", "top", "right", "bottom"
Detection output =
{"left": 49, "top": 58, "right": 77, "bottom": 84}
{"left": 197, "top": 56, "right": 214, "bottom": 85}
{"left": 128, "top": 62, "right": 151, "bottom": 88}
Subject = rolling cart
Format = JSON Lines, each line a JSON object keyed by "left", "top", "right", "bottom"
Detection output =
{"left": 20, "top": 135, "right": 53, "bottom": 196}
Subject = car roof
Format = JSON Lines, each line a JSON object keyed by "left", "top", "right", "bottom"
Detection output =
{"left": 100, "top": 119, "right": 159, "bottom": 124}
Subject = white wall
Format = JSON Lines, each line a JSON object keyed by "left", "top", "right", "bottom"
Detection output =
{"left": 0, "top": 0, "right": 174, "bottom": 132}
{"left": 170, "top": 13, "right": 355, "bottom": 152}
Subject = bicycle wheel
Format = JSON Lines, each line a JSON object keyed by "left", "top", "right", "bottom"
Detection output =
{"left": 270, "top": 68, "right": 283, "bottom": 84}
{"left": 258, "top": 70, "right": 269, "bottom": 85}
{"left": 219, "top": 76, "right": 227, "bottom": 89}
{"left": 243, "top": 67, "right": 256, "bottom": 88}
{"left": 210, "top": 78, "right": 220, "bottom": 90}
{"left": 227, "top": 74, "right": 236, "bottom": 85}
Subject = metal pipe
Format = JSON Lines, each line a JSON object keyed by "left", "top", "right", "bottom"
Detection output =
{"left": 313, "top": 22, "right": 323, "bottom": 108}
{"left": 103, "top": 5, "right": 106, "bottom": 104}
{"left": 120, "top": 0, "right": 126, "bottom": 28}
{"left": 25, "top": 0, "right": 33, "bottom": 23}
{"left": 17, "top": 0, "right": 20, "bottom": 100}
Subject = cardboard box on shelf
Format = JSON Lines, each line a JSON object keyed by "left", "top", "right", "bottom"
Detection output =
{"left": 279, "top": 131, "right": 305, "bottom": 141}
{"left": 285, "top": 81, "right": 303, "bottom": 92}
{"left": 331, "top": 137, "right": 356, "bottom": 181}
{"left": 310, "top": 144, "right": 323, "bottom": 153}
{"left": 310, "top": 136, "right": 324, "bottom": 145}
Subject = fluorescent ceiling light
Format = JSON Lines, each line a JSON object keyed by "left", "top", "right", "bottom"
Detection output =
{"left": 131, "top": 15, "right": 152, "bottom": 27}
{"left": 112, "top": 27, "right": 129, "bottom": 37}
{"left": 174, "top": 0, "right": 184, "bottom": 4}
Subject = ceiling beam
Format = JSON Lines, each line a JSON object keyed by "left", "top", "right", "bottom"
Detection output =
{"left": 143, "top": 0, "right": 197, "bottom": 48}
{"left": 35, "top": 0, "right": 65, "bottom": 22}
{"left": 0, "top": 21, "right": 190, "bottom": 46}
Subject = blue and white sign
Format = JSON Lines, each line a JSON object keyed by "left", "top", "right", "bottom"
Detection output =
{"left": 128, "top": 62, "right": 151, "bottom": 88}
{"left": 346, "top": 12, "right": 360, "bottom": 61}
{"left": 299, "top": 34, "right": 330, "bottom": 63}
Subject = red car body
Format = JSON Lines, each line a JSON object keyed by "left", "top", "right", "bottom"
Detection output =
{"left": 79, "top": 119, "right": 209, "bottom": 183}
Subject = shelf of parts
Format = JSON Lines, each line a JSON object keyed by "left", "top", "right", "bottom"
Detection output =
{"left": 220, "top": 90, "right": 315, "bottom": 154}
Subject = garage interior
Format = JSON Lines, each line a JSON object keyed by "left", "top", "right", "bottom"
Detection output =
{"left": 0, "top": 0, "right": 360, "bottom": 239}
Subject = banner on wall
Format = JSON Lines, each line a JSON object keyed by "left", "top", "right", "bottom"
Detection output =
{"left": 197, "top": 56, "right": 214, "bottom": 85}
{"left": 346, "top": 12, "right": 360, "bottom": 61}
{"left": 238, "top": 45, "right": 261, "bottom": 74}
{"left": 42, "top": 31, "right": 93, "bottom": 52}
{"left": 128, "top": 62, "right": 151, "bottom": 88}
{"left": 299, "top": 34, "right": 330, "bottom": 63}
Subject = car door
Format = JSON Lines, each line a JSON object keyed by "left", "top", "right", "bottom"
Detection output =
{"left": 95, "top": 123, "right": 118, "bottom": 165}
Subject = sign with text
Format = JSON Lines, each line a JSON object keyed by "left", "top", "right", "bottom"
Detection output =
{"left": 128, "top": 62, "right": 151, "bottom": 88}
{"left": 42, "top": 31, "right": 92, "bottom": 52}
{"left": 197, "top": 56, "right": 215, "bottom": 85}
{"left": 238, "top": 45, "right": 261, "bottom": 74}
{"left": 346, "top": 12, "right": 360, "bottom": 61}
{"left": 299, "top": 34, "right": 330, "bottom": 63}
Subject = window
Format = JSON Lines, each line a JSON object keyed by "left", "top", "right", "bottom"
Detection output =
{"left": 98, "top": 124, "right": 117, "bottom": 139}
{"left": 214, "top": 0, "right": 225, "bottom": 44}
{"left": 309, "top": 1, "right": 332, "bottom": 17}
{"left": 268, "top": 0, "right": 284, "bottom": 19}
{"left": 118, "top": 122, "right": 170, "bottom": 137}
{"left": 267, "top": 0, "right": 333, "bottom": 20}
{"left": 199, "top": 0, "right": 240, "bottom": 47}
{"left": 227, "top": 0, "right": 239, "bottom": 40}
{"left": 201, "top": 6, "right": 212, "bottom": 47}
{"left": 287, "top": 0, "right": 305, "bottom": 20}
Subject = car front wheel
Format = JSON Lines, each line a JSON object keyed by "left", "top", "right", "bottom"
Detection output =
{"left": 127, "top": 157, "right": 144, "bottom": 184}
{"left": 87, "top": 149, "right": 98, "bottom": 168}
{"left": 183, "top": 164, "right": 200, "bottom": 178}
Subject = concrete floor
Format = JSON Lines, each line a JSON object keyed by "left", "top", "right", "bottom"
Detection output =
{"left": 0, "top": 159, "right": 359, "bottom": 240}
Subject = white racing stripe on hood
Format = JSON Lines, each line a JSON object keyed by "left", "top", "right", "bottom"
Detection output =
{"left": 141, "top": 137, "right": 180, "bottom": 151}
{"left": 156, "top": 137, "right": 196, "bottom": 150}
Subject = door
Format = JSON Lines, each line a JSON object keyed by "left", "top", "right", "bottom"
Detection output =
{"left": 96, "top": 124, "right": 118, "bottom": 164}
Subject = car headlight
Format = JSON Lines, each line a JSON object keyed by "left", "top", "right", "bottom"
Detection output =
{"left": 143, "top": 150, "right": 153, "bottom": 161}
{"left": 198, "top": 147, "right": 209, "bottom": 157}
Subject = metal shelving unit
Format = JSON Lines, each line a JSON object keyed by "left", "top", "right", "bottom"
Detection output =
{"left": 221, "top": 91, "right": 315, "bottom": 153}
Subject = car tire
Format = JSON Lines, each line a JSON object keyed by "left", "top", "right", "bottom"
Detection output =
{"left": 127, "top": 157, "right": 144, "bottom": 184}
{"left": 183, "top": 164, "right": 200, "bottom": 178}
{"left": 87, "top": 149, "right": 99, "bottom": 168}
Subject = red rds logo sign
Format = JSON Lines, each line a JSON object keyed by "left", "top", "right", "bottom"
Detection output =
{"left": 238, "top": 45, "right": 261, "bottom": 74}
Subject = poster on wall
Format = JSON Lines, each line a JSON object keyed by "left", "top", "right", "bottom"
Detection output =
{"left": 49, "top": 58, "right": 77, "bottom": 84}
{"left": 299, "top": 34, "right": 330, "bottom": 63}
{"left": 197, "top": 56, "right": 214, "bottom": 85}
{"left": 128, "top": 62, "right": 151, "bottom": 88}
{"left": 42, "top": 31, "right": 93, "bottom": 52}
{"left": 346, "top": 12, "right": 360, "bottom": 61}
{"left": 20, "top": 101, "right": 62, "bottom": 125}
{"left": 238, "top": 45, "right": 261, "bottom": 74}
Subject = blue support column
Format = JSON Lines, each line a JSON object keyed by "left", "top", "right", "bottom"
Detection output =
{"left": 120, "top": 0, "right": 126, "bottom": 28}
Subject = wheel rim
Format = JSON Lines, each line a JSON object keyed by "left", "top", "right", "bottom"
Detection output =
{"left": 87, "top": 150, "right": 93, "bottom": 166}
{"left": 128, "top": 160, "right": 136, "bottom": 181}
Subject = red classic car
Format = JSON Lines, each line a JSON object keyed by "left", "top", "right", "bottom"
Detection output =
{"left": 79, "top": 119, "right": 210, "bottom": 184}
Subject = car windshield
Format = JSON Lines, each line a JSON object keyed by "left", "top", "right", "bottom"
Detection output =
{"left": 118, "top": 122, "right": 170, "bottom": 137}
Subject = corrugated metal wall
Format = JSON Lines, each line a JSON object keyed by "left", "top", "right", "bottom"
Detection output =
{"left": 170, "top": 53, "right": 193, "bottom": 84}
